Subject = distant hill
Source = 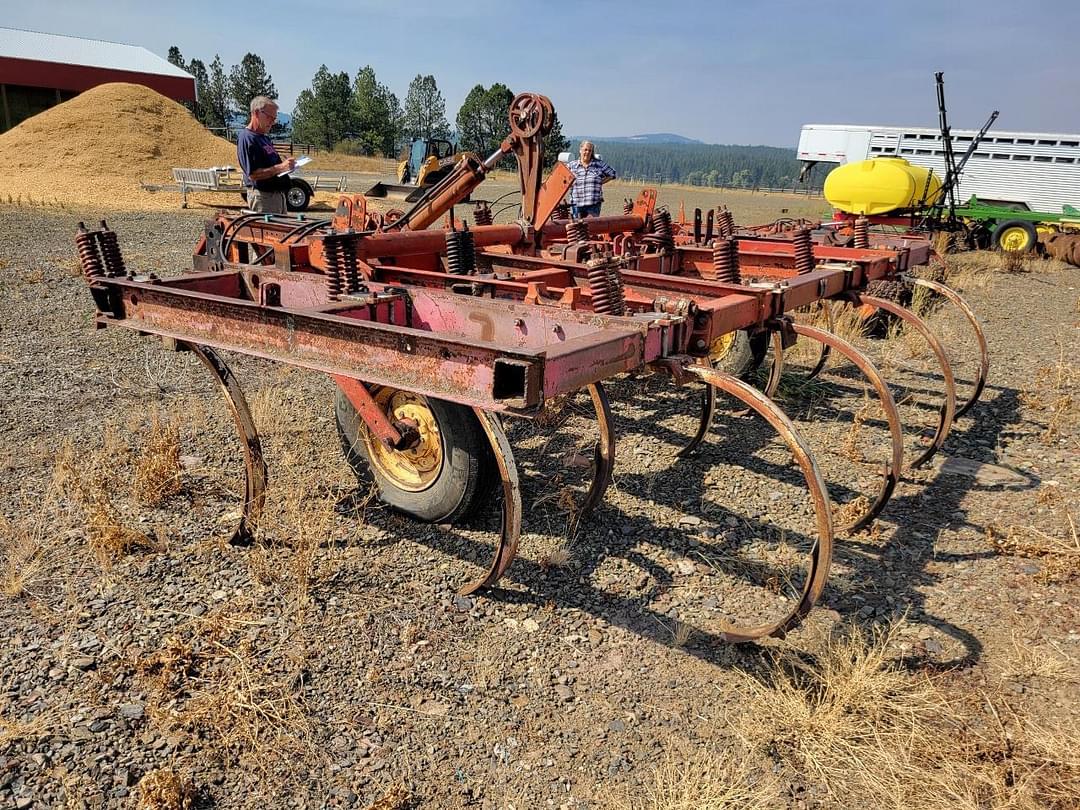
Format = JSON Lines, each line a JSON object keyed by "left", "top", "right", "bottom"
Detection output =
{"left": 569, "top": 141, "right": 814, "bottom": 189}
{"left": 571, "top": 132, "right": 703, "bottom": 145}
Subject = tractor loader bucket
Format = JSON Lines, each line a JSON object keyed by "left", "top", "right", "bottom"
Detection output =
{"left": 363, "top": 181, "right": 428, "bottom": 202}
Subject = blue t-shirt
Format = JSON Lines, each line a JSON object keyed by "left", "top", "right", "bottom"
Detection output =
{"left": 236, "top": 128, "right": 289, "bottom": 191}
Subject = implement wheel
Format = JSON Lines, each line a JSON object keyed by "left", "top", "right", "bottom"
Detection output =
{"left": 992, "top": 220, "right": 1037, "bottom": 253}
{"left": 708, "top": 331, "right": 767, "bottom": 379}
{"left": 335, "top": 387, "right": 494, "bottom": 523}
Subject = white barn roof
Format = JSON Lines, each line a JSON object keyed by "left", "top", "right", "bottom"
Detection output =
{"left": 0, "top": 26, "right": 190, "bottom": 78}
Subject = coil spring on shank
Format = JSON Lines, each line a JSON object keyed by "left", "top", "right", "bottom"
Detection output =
{"left": 554, "top": 202, "right": 572, "bottom": 221}
{"left": 854, "top": 217, "right": 870, "bottom": 250}
{"left": 711, "top": 237, "right": 741, "bottom": 284}
{"left": 623, "top": 198, "right": 634, "bottom": 215}
{"left": 652, "top": 208, "right": 674, "bottom": 251}
{"left": 566, "top": 218, "right": 589, "bottom": 244}
{"left": 587, "top": 259, "right": 626, "bottom": 316}
{"left": 97, "top": 221, "right": 126, "bottom": 278}
{"left": 794, "top": 227, "right": 815, "bottom": 274}
{"left": 341, "top": 233, "right": 360, "bottom": 293}
{"left": 323, "top": 234, "right": 345, "bottom": 300}
{"left": 75, "top": 222, "right": 104, "bottom": 280}
{"left": 716, "top": 209, "right": 736, "bottom": 239}
{"left": 473, "top": 202, "right": 494, "bottom": 227}
{"left": 446, "top": 227, "right": 477, "bottom": 276}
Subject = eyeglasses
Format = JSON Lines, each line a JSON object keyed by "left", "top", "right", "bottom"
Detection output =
{"left": 257, "top": 109, "right": 278, "bottom": 121}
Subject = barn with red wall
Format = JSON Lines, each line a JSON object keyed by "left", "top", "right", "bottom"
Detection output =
{"left": 0, "top": 27, "right": 195, "bottom": 132}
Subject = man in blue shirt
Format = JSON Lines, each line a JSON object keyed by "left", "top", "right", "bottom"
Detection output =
{"left": 236, "top": 96, "right": 296, "bottom": 213}
{"left": 567, "top": 141, "right": 616, "bottom": 218}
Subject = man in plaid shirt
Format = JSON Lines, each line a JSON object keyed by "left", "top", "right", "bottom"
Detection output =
{"left": 567, "top": 141, "right": 616, "bottom": 218}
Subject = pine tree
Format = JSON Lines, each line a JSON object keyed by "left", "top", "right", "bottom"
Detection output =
{"left": 290, "top": 65, "right": 353, "bottom": 150}
{"left": 350, "top": 65, "right": 398, "bottom": 157}
{"left": 187, "top": 58, "right": 209, "bottom": 124}
{"left": 167, "top": 46, "right": 186, "bottom": 71}
{"left": 203, "top": 56, "right": 232, "bottom": 132}
{"left": 455, "top": 83, "right": 514, "bottom": 157}
{"left": 402, "top": 75, "right": 449, "bottom": 142}
{"left": 229, "top": 53, "right": 277, "bottom": 114}
{"left": 542, "top": 111, "right": 569, "bottom": 169}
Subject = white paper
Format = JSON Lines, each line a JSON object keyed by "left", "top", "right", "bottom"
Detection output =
{"left": 277, "top": 155, "right": 312, "bottom": 176}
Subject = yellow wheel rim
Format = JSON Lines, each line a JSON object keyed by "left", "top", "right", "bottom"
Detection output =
{"left": 708, "top": 332, "right": 737, "bottom": 364}
{"left": 363, "top": 389, "right": 443, "bottom": 492}
{"left": 999, "top": 226, "right": 1031, "bottom": 252}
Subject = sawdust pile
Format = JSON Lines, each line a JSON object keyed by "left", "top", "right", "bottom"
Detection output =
{"left": 0, "top": 82, "right": 247, "bottom": 211}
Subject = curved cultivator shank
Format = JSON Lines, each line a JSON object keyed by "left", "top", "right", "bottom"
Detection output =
{"left": 845, "top": 292, "right": 958, "bottom": 470}
{"left": 686, "top": 365, "right": 834, "bottom": 642}
{"left": 460, "top": 408, "right": 522, "bottom": 596}
{"left": 188, "top": 343, "right": 267, "bottom": 545}
{"left": 788, "top": 323, "right": 904, "bottom": 534}
{"left": 904, "top": 275, "right": 990, "bottom": 419}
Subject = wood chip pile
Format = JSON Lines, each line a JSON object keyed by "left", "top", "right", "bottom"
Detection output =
{"left": 0, "top": 82, "right": 237, "bottom": 211}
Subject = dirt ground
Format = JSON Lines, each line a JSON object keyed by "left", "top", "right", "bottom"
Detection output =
{"left": 0, "top": 198, "right": 1078, "bottom": 809}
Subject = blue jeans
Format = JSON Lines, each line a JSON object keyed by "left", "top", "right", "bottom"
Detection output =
{"left": 571, "top": 202, "right": 602, "bottom": 218}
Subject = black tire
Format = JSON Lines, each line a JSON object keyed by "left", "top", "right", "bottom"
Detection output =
{"left": 992, "top": 219, "right": 1038, "bottom": 253}
{"left": 285, "top": 179, "right": 313, "bottom": 212}
{"left": 710, "top": 330, "right": 767, "bottom": 379}
{"left": 334, "top": 388, "right": 495, "bottom": 523}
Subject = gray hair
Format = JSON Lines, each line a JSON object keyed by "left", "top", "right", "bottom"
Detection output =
{"left": 580, "top": 140, "right": 594, "bottom": 150}
{"left": 250, "top": 95, "right": 278, "bottom": 114}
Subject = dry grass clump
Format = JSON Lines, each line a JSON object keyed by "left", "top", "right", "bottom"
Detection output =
{"left": 0, "top": 511, "right": 57, "bottom": 600}
{"left": 1019, "top": 348, "right": 1077, "bottom": 444}
{"left": 999, "top": 249, "right": 1029, "bottom": 273}
{"left": 538, "top": 540, "right": 573, "bottom": 571}
{"left": 363, "top": 785, "right": 412, "bottom": 810}
{"left": 54, "top": 441, "right": 158, "bottom": 565}
{"left": 135, "top": 769, "right": 197, "bottom": 810}
{"left": 732, "top": 621, "right": 1080, "bottom": 808}
{"left": 618, "top": 746, "right": 780, "bottom": 809}
{"left": 0, "top": 691, "right": 57, "bottom": 747}
{"left": 132, "top": 409, "right": 183, "bottom": 505}
{"left": 997, "top": 634, "right": 1078, "bottom": 684}
{"left": 987, "top": 518, "right": 1079, "bottom": 584}
{"left": 138, "top": 600, "right": 318, "bottom": 788}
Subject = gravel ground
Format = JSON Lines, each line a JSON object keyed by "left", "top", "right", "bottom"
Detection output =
{"left": 1, "top": 205, "right": 1078, "bottom": 808}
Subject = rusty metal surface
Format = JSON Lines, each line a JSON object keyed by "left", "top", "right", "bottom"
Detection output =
{"left": 904, "top": 275, "right": 989, "bottom": 419}
{"left": 676, "top": 359, "right": 718, "bottom": 458}
{"left": 686, "top": 365, "right": 834, "bottom": 643}
{"left": 579, "top": 383, "right": 615, "bottom": 516}
{"left": 847, "top": 293, "right": 957, "bottom": 470}
{"left": 90, "top": 274, "right": 653, "bottom": 413}
{"left": 791, "top": 323, "right": 904, "bottom": 533}
{"left": 187, "top": 343, "right": 267, "bottom": 545}
{"left": 458, "top": 408, "right": 521, "bottom": 595}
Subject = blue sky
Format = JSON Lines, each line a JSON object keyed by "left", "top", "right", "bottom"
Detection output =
{"left": 7, "top": 0, "right": 1080, "bottom": 146}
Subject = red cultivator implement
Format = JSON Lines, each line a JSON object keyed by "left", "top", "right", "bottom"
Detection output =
{"left": 75, "top": 93, "right": 989, "bottom": 642}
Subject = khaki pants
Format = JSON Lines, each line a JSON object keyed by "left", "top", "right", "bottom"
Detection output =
{"left": 246, "top": 188, "right": 286, "bottom": 214}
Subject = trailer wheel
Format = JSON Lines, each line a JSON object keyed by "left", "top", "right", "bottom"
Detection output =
{"left": 993, "top": 220, "right": 1037, "bottom": 253}
{"left": 285, "top": 179, "right": 313, "bottom": 212}
{"left": 335, "top": 387, "right": 494, "bottom": 523}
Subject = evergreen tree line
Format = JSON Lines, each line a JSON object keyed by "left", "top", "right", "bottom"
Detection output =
{"left": 586, "top": 142, "right": 815, "bottom": 189}
{"left": 169, "top": 48, "right": 568, "bottom": 165}
{"left": 167, "top": 47, "right": 280, "bottom": 134}
{"left": 168, "top": 46, "right": 802, "bottom": 182}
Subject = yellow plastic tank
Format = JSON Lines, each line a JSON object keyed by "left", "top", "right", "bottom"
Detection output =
{"left": 824, "top": 158, "right": 943, "bottom": 215}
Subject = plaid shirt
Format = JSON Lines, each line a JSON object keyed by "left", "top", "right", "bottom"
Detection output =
{"left": 567, "top": 158, "right": 616, "bottom": 206}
